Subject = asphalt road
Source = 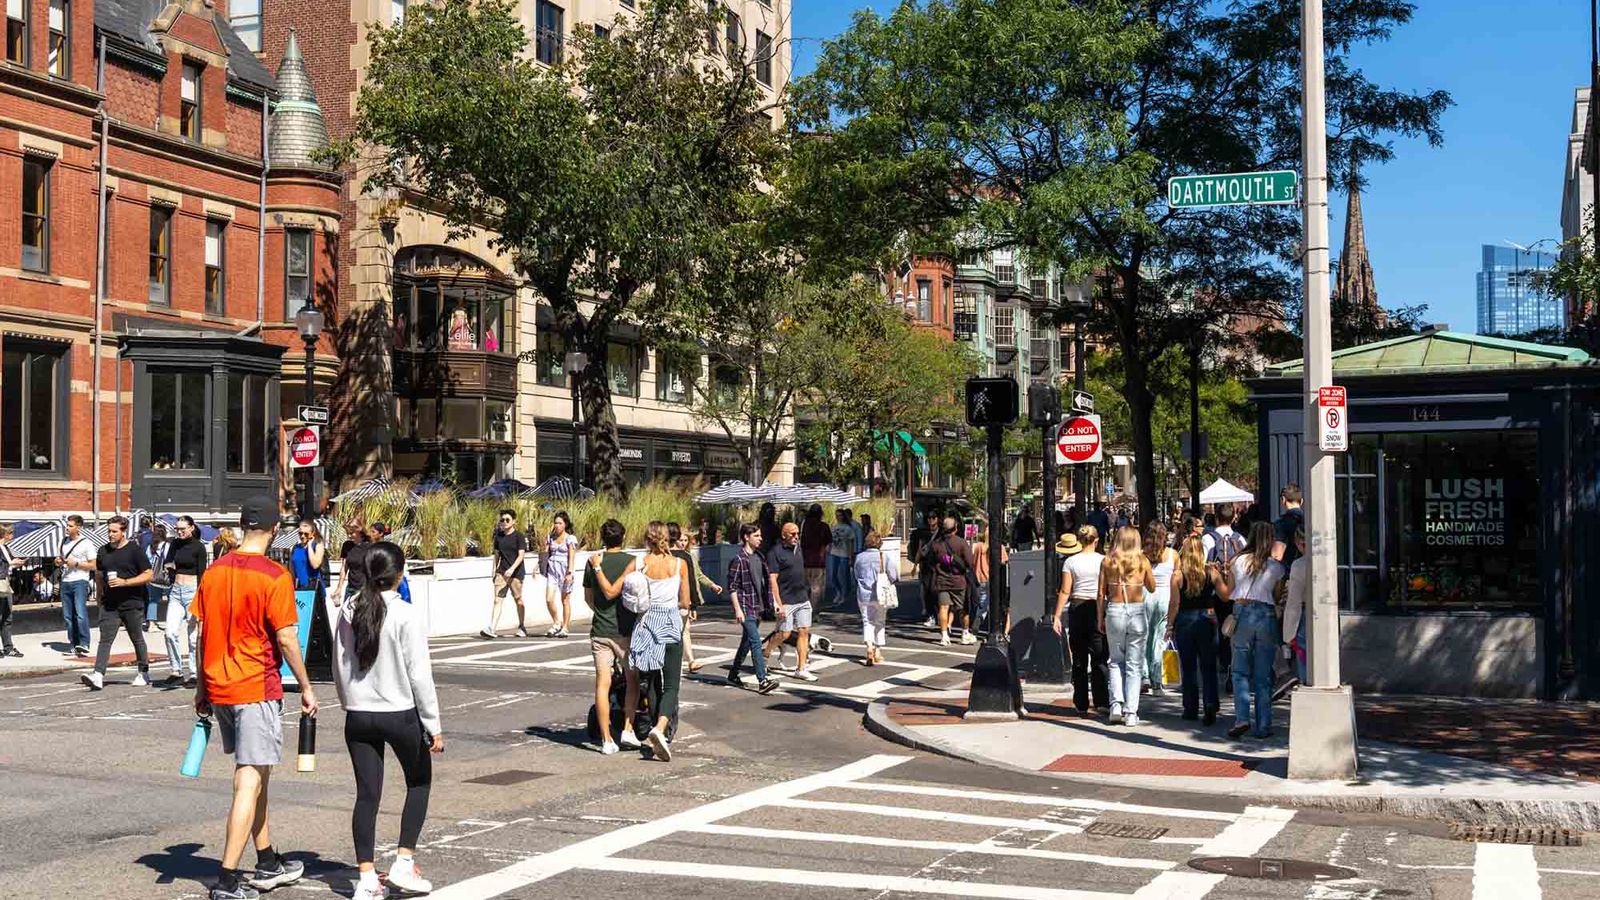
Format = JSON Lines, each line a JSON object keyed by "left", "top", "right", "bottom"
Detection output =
{"left": 2, "top": 609, "right": 1598, "bottom": 900}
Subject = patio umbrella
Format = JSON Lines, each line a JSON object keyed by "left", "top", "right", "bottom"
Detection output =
{"left": 7, "top": 521, "right": 65, "bottom": 558}
{"left": 331, "top": 476, "right": 395, "bottom": 504}
{"left": 269, "top": 518, "right": 340, "bottom": 551}
{"left": 466, "top": 478, "right": 534, "bottom": 499}
{"left": 695, "top": 480, "right": 772, "bottom": 504}
{"left": 526, "top": 476, "right": 593, "bottom": 500}
{"left": 412, "top": 478, "right": 452, "bottom": 496}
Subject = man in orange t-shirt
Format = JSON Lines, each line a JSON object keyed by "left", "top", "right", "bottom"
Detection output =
{"left": 190, "top": 495, "right": 317, "bottom": 900}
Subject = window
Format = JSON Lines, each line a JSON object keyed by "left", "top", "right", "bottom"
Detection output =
{"left": 179, "top": 63, "right": 202, "bottom": 141}
{"left": 45, "top": 0, "right": 64, "bottom": 76}
{"left": 620, "top": 0, "right": 633, "bottom": 7}
{"left": 1, "top": 344, "right": 61, "bottom": 471}
{"left": 607, "top": 342, "right": 637, "bottom": 397}
{"left": 205, "top": 220, "right": 226, "bottom": 315}
{"left": 485, "top": 400, "right": 512, "bottom": 442}
{"left": 148, "top": 371, "right": 208, "bottom": 470}
{"left": 713, "top": 363, "right": 741, "bottom": 403}
{"left": 594, "top": 23, "right": 609, "bottom": 39}
{"left": 284, "top": 228, "right": 311, "bottom": 316}
{"left": 994, "top": 305, "right": 1015, "bottom": 348}
{"left": 536, "top": 329, "right": 567, "bottom": 386}
{"left": 6, "top": 0, "right": 26, "bottom": 64}
{"left": 954, "top": 291, "right": 978, "bottom": 340}
{"left": 916, "top": 278, "right": 931, "bottom": 321}
{"left": 148, "top": 205, "right": 172, "bottom": 305}
{"left": 724, "top": 7, "right": 739, "bottom": 58}
{"left": 225, "top": 373, "right": 269, "bottom": 474}
{"left": 440, "top": 398, "right": 479, "bottom": 439}
{"left": 21, "top": 157, "right": 48, "bottom": 273}
{"left": 656, "top": 350, "right": 693, "bottom": 403}
{"left": 755, "top": 30, "right": 772, "bottom": 86}
{"left": 993, "top": 249, "right": 1015, "bottom": 284}
{"left": 1030, "top": 277, "right": 1048, "bottom": 299}
{"left": 230, "top": 0, "right": 260, "bottom": 51}
{"left": 535, "top": 0, "right": 563, "bottom": 65}
{"left": 942, "top": 277, "right": 952, "bottom": 324}
{"left": 390, "top": 0, "right": 404, "bottom": 25}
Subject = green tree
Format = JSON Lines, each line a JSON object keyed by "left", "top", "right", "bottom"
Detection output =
{"left": 792, "top": 0, "right": 1449, "bottom": 520}
{"left": 1529, "top": 211, "right": 1600, "bottom": 352}
{"left": 349, "top": 0, "right": 780, "bottom": 500}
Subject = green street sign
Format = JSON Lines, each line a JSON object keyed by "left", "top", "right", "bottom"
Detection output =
{"left": 1167, "top": 170, "right": 1298, "bottom": 208}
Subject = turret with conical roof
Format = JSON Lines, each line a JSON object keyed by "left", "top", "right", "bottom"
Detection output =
{"left": 269, "top": 30, "right": 330, "bottom": 167}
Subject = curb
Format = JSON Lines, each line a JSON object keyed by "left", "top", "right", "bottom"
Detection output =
{"left": 862, "top": 696, "right": 1600, "bottom": 832}
{"left": 0, "top": 663, "right": 80, "bottom": 680}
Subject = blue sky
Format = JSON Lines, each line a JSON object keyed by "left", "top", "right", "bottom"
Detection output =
{"left": 791, "top": 1, "right": 1587, "bottom": 333}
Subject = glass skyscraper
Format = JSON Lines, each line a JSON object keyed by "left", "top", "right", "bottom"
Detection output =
{"left": 1476, "top": 244, "right": 1562, "bottom": 335}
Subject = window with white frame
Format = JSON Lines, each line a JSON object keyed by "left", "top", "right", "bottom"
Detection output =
{"left": 231, "top": 0, "right": 260, "bottom": 51}
{"left": 6, "top": 0, "right": 27, "bottom": 65}
{"left": 205, "top": 220, "right": 226, "bottom": 315}
{"left": 180, "top": 63, "right": 202, "bottom": 141}
{"left": 46, "top": 0, "right": 66, "bottom": 76}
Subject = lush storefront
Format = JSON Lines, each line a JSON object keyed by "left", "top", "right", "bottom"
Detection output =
{"left": 1250, "top": 330, "right": 1600, "bottom": 699}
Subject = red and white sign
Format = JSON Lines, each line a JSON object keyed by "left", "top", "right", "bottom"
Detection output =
{"left": 288, "top": 425, "right": 322, "bottom": 469}
{"left": 1055, "top": 414, "right": 1103, "bottom": 464}
{"left": 1317, "top": 386, "right": 1347, "bottom": 452}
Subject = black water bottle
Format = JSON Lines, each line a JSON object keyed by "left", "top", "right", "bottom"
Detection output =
{"left": 296, "top": 713, "right": 317, "bottom": 773}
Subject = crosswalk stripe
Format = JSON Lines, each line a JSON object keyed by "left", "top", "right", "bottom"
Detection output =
{"left": 427, "top": 754, "right": 912, "bottom": 900}
{"left": 684, "top": 823, "right": 1174, "bottom": 870}
{"left": 770, "top": 798, "right": 1090, "bottom": 832}
{"left": 1473, "top": 844, "right": 1542, "bottom": 899}
{"left": 837, "top": 781, "right": 1241, "bottom": 822}
{"left": 1130, "top": 806, "right": 1296, "bottom": 900}
{"left": 582, "top": 857, "right": 1131, "bottom": 900}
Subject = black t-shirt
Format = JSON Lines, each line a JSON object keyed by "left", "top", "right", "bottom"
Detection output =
{"left": 1275, "top": 508, "right": 1304, "bottom": 567}
{"left": 769, "top": 544, "right": 808, "bottom": 606}
{"left": 494, "top": 529, "right": 529, "bottom": 576}
{"left": 97, "top": 540, "right": 152, "bottom": 610}
{"left": 343, "top": 541, "right": 369, "bottom": 592}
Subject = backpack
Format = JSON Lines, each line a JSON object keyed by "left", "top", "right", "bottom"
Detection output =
{"left": 1208, "top": 529, "right": 1246, "bottom": 570}
{"left": 933, "top": 537, "right": 966, "bottom": 576}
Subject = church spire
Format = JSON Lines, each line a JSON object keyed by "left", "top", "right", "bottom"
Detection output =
{"left": 1335, "top": 161, "right": 1381, "bottom": 316}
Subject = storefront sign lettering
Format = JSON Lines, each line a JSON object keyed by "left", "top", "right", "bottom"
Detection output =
{"left": 1423, "top": 478, "right": 1506, "bottom": 546}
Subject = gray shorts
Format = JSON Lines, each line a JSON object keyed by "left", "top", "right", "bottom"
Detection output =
{"left": 215, "top": 699, "right": 284, "bottom": 767}
{"left": 781, "top": 601, "right": 813, "bottom": 632}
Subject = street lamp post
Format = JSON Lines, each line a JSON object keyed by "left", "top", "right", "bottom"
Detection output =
{"left": 1289, "top": 0, "right": 1358, "bottom": 780}
{"left": 294, "top": 298, "right": 325, "bottom": 519}
{"left": 564, "top": 351, "right": 589, "bottom": 486}
{"left": 1063, "top": 283, "right": 1093, "bottom": 523}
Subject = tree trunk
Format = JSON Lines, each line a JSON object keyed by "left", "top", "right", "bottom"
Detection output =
{"left": 1112, "top": 265, "right": 1159, "bottom": 526}
{"left": 554, "top": 301, "right": 625, "bottom": 503}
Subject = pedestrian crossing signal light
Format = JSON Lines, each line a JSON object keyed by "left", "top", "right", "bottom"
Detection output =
{"left": 966, "top": 376, "right": 1019, "bottom": 427}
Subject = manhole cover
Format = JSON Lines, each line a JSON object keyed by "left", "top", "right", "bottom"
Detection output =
{"left": 1188, "top": 857, "right": 1359, "bottom": 880}
{"left": 1084, "top": 821, "right": 1169, "bottom": 840}
{"left": 1449, "top": 824, "right": 1583, "bottom": 847}
{"left": 465, "top": 769, "right": 551, "bottom": 786}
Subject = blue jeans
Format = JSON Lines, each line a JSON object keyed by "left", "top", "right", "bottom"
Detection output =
{"left": 729, "top": 616, "right": 769, "bottom": 682}
{"left": 60, "top": 579, "right": 91, "bottom": 649}
{"left": 1173, "top": 609, "right": 1218, "bottom": 717}
{"left": 146, "top": 584, "right": 169, "bottom": 623}
{"left": 1105, "top": 602, "right": 1148, "bottom": 716}
{"left": 1230, "top": 602, "right": 1278, "bottom": 736}
{"left": 825, "top": 555, "right": 852, "bottom": 608}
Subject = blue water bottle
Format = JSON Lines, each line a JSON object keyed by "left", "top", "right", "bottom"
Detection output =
{"left": 180, "top": 716, "right": 212, "bottom": 778}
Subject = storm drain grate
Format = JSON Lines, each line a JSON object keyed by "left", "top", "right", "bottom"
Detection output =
{"left": 1188, "top": 857, "right": 1359, "bottom": 880}
{"left": 465, "top": 770, "right": 551, "bottom": 786}
{"left": 1449, "top": 824, "right": 1583, "bottom": 847}
{"left": 1084, "top": 821, "right": 1169, "bottom": 840}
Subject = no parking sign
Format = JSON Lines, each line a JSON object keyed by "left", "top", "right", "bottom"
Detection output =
{"left": 1318, "top": 386, "right": 1347, "bottom": 452}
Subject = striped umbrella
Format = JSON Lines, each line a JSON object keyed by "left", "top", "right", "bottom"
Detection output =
{"left": 330, "top": 476, "right": 394, "bottom": 504}
{"left": 466, "top": 478, "right": 534, "bottom": 500}
{"left": 694, "top": 480, "right": 769, "bottom": 504}
{"left": 526, "top": 476, "right": 593, "bottom": 500}
{"left": 7, "top": 521, "right": 65, "bottom": 558}
{"left": 269, "top": 518, "right": 340, "bottom": 551}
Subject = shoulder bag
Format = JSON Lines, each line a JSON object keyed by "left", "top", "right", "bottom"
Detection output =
{"left": 874, "top": 552, "right": 898, "bottom": 610}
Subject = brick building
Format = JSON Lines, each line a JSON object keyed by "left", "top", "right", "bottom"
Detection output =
{"left": 0, "top": 0, "right": 340, "bottom": 518}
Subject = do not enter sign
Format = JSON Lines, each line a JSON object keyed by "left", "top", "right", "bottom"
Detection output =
{"left": 289, "top": 425, "right": 321, "bottom": 469}
{"left": 1056, "top": 414, "right": 1103, "bottom": 464}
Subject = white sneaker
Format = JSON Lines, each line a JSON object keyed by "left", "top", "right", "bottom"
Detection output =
{"left": 478, "top": 628, "right": 498, "bottom": 640}
{"left": 515, "top": 626, "right": 529, "bottom": 638}
{"left": 387, "top": 856, "right": 432, "bottom": 894}
{"left": 1124, "top": 713, "right": 1142, "bottom": 727}
{"left": 545, "top": 625, "right": 560, "bottom": 637}
{"left": 794, "top": 667, "right": 819, "bottom": 682}
{"left": 939, "top": 633, "right": 952, "bottom": 647}
{"left": 81, "top": 671, "right": 103, "bottom": 691}
{"left": 599, "top": 741, "right": 619, "bottom": 755}
{"left": 619, "top": 729, "right": 642, "bottom": 749}
{"left": 352, "top": 876, "right": 388, "bottom": 900}
{"left": 1151, "top": 684, "right": 1166, "bottom": 696}
{"left": 1108, "top": 702, "right": 1123, "bottom": 721}
{"left": 646, "top": 727, "right": 672, "bottom": 762}
{"left": 960, "top": 631, "right": 977, "bottom": 645}
{"left": 923, "top": 617, "right": 936, "bottom": 628}
{"left": 131, "top": 672, "right": 149, "bottom": 687}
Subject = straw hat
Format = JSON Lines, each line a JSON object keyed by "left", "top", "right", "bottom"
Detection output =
{"left": 1055, "top": 532, "right": 1083, "bottom": 555}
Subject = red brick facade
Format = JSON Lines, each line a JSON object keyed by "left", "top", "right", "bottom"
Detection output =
{"left": 0, "top": 0, "right": 341, "bottom": 518}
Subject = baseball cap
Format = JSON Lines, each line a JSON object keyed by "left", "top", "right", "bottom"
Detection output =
{"left": 239, "top": 494, "right": 279, "bottom": 531}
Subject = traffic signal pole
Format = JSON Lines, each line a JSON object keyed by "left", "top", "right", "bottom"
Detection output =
{"left": 1288, "top": 0, "right": 1358, "bottom": 780}
{"left": 965, "top": 377, "right": 1023, "bottom": 718}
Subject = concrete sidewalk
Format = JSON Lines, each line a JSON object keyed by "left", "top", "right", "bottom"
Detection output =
{"left": 0, "top": 628, "right": 168, "bottom": 679}
{"left": 865, "top": 687, "right": 1600, "bottom": 831}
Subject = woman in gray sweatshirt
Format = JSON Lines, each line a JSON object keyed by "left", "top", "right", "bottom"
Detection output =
{"left": 327, "top": 541, "right": 441, "bottom": 900}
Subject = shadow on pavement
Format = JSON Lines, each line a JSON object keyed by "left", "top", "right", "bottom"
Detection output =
{"left": 134, "top": 842, "right": 209, "bottom": 886}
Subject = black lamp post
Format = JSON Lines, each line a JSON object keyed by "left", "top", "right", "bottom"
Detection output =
{"left": 564, "top": 350, "right": 589, "bottom": 485}
{"left": 295, "top": 297, "right": 324, "bottom": 518}
{"left": 1062, "top": 281, "right": 1093, "bottom": 522}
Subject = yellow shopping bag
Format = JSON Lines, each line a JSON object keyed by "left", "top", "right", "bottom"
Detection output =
{"left": 1162, "top": 642, "right": 1180, "bottom": 685}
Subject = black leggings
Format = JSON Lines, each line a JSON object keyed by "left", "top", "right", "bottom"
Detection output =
{"left": 345, "top": 708, "right": 433, "bottom": 864}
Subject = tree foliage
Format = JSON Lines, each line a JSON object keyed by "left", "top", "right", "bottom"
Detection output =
{"left": 792, "top": 0, "right": 1450, "bottom": 520}
{"left": 351, "top": 0, "right": 781, "bottom": 500}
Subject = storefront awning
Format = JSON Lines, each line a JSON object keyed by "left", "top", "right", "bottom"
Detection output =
{"left": 873, "top": 430, "right": 927, "bottom": 457}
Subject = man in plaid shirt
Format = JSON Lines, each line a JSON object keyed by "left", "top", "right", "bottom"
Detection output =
{"left": 726, "top": 524, "right": 779, "bottom": 694}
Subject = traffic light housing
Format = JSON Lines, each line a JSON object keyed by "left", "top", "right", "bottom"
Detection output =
{"left": 966, "top": 376, "right": 1020, "bottom": 427}
{"left": 1027, "top": 382, "right": 1061, "bottom": 426}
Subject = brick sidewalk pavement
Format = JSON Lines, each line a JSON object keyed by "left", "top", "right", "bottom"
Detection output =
{"left": 1356, "top": 696, "right": 1600, "bottom": 783}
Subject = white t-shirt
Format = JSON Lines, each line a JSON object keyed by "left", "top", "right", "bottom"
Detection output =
{"left": 1063, "top": 551, "right": 1104, "bottom": 601}
{"left": 60, "top": 536, "right": 96, "bottom": 584}
{"left": 1229, "top": 554, "right": 1284, "bottom": 603}
{"left": 1201, "top": 525, "right": 1235, "bottom": 559}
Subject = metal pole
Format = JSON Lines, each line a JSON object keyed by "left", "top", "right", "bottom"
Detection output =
{"left": 1073, "top": 316, "right": 1087, "bottom": 522}
{"left": 304, "top": 338, "right": 316, "bottom": 519}
{"left": 1288, "top": 0, "right": 1358, "bottom": 781}
{"left": 92, "top": 34, "right": 108, "bottom": 520}
{"left": 1041, "top": 419, "right": 1057, "bottom": 605}
{"left": 570, "top": 375, "right": 582, "bottom": 485}
{"left": 1189, "top": 337, "right": 1202, "bottom": 514}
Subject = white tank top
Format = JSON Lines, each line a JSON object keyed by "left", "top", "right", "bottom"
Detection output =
{"left": 1150, "top": 552, "right": 1175, "bottom": 598}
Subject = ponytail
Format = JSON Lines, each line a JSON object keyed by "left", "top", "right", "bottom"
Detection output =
{"left": 352, "top": 541, "right": 405, "bottom": 672}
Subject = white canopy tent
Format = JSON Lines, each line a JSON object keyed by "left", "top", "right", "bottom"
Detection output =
{"left": 1198, "top": 478, "right": 1255, "bottom": 506}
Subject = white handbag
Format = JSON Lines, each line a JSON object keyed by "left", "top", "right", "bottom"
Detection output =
{"left": 874, "top": 552, "right": 899, "bottom": 609}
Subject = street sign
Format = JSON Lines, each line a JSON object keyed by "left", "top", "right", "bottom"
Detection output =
{"left": 1317, "top": 386, "right": 1348, "bottom": 452}
{"left": 966, "top": 376, "right": 1019, "bottom": 427}
{"left": 1070, "top": 390, "right": 1094, "bottom": 414}
{"left": 1180, "top": 430, "right": 1209, "bottom": 461}
{"left": 288, "top": 425, "right": 321, "bottom": 469}
{"left": 1167, "top": 170, "right": 1298, "bottom": 208}
{"left": 297, "top": 405, "right": 329, "bottom": 425}
{"left": 1055, "top": 414, "right": 1103, "bottom": 464}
